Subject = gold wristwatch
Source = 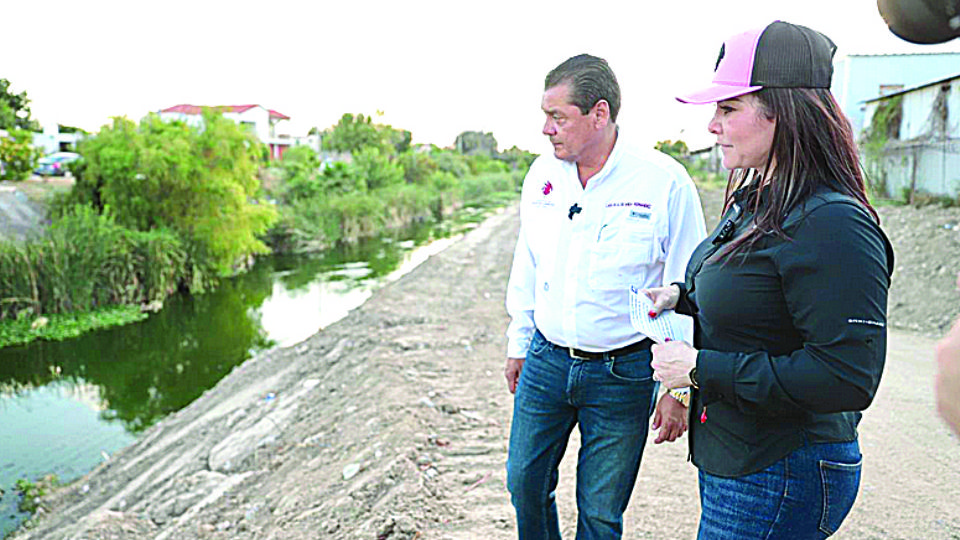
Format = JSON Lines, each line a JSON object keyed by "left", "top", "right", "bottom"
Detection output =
{"left": 668, "top": 387, "right": 691, "bottom": 407}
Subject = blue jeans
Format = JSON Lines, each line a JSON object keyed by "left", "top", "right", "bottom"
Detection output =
{"left": 698, "top": 440, "right": 862, "bottom": 539}
{"left": 506, "top": 330, "right": 658, "bottom": 540}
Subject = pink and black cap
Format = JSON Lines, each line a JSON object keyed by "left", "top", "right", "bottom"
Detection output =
{"left": 677, "top": 21, "right": 837, "bottom": 104}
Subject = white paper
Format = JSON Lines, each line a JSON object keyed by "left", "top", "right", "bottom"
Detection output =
{"left": 629, "top": 286, "right": 687, "bottom": 344}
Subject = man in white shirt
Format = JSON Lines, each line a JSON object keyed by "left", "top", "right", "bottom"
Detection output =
{"left": 504, "top": 54, "right": 706, "bottom": 539}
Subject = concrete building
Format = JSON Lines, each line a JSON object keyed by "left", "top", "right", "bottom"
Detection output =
{"left": 832, "top": 52, "right": 960, "bottom": 137}
{"left": 862, "top": 73, "right": 960, "bottom": 200}
{"left": 158, "top": 104, "right": 295, "bottom": 160}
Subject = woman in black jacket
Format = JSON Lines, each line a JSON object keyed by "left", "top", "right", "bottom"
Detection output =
{"left": 645, "top": 21, "right": 894, "bottom": 539}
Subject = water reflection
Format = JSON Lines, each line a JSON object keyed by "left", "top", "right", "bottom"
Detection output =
{"left": 0, "top": 214, "right": 467, "bottom": 537}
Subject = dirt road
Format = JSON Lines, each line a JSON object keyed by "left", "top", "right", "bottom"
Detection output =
{"left": 12, "top": 191, "right": 960, "bottom": 540}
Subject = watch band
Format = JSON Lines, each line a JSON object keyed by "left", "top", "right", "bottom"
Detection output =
{"left": 668, "top": 387, "right": 690, "bottom": 407}
{"left": 689, "top": 366, "right": 699, "bottom": 390}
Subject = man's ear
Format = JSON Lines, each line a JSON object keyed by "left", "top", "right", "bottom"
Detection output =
{"left": 593, "top": 100, "right": 611, "bottom": 128}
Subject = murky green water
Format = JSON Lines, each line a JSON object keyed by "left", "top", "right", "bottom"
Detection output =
{"left": 0, "top": 214, "right": 477, "bottom": 537}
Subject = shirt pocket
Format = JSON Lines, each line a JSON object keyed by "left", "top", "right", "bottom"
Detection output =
{"left": 588, "top": 208, "right": 656, "bottom": 290}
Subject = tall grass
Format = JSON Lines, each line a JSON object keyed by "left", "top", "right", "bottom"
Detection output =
{"left": 0, "top": 205, "right": 186, "bottom": 320}
{"left": 268, "top": 171, "right": 521, "bottom": 253}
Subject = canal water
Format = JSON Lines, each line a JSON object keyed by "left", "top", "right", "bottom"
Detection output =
{"left": 0, "top": 212, "right": 484, "bottom": 537}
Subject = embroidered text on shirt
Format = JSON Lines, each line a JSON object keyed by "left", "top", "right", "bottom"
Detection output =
{"left": 848, "top": 318, "right": 885, "bottom": 327}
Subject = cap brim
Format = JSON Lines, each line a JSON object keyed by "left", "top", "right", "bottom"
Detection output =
{"left": 676, "top": 83, "right": 763, "bottom": 104}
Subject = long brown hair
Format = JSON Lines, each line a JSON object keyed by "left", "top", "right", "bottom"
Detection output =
{"left": 721, "top": 87, "right": 879, "bottom": 256}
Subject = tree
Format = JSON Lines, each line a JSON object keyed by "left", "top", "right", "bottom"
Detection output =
{"left": 353, "top": 147, "right": 403, "bottom": 191}
{"left": 67, "top": 111, "right": 278, "bottom": 276}
{"left": 655, "top": 140, "right": 689, "bottom": 160}
{"left": 0, "top": 129, "right": 39, "bottom": 181}
{"left": 322, "top": 113, "right": 411, "bottom": 155}
{"left": 0, "top": 79, "right": 40, "bottom": 131}
{"left": 322, "top": 113, "right": 384, "bottom": 154}
{"left": 455, "top": 131, "right": 498, "bottom": 156}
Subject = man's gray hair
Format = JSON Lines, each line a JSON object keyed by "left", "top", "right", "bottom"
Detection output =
{"left": 545, "top": 54, "right": 621, "bottom": 122}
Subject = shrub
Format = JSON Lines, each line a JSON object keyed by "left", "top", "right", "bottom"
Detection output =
{"left": 0, "top": 129, "right": 39, "bottom": 181}
{"left": 0, "top": 205, "right": 186, "bottom": 320}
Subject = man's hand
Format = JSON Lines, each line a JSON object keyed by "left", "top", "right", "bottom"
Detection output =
{"left": 505, "top": 357, "right": 525, "bottom": 394}
{"left": 652, "top": 392, "right": 688, "bottom": 444}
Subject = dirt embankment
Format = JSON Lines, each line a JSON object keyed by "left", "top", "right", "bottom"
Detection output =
{"left": 10, "top": 187, "right": 960, "bottom": 540}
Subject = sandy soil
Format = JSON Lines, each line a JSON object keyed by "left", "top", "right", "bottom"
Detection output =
{"left": 8, "top": 187, "right": 960, "bottom": 540}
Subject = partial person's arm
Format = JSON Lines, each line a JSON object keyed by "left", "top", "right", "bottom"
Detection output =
{"left": 504, "top": 172, "right": 538, "bottom": 393}
{"left": 661, "top": 176, "right": 707, "bottom": 341}
{"left": 647, "top": 170, "right": 705, "bottom": 439}
{"left": 936, "top": 273, "right": 960, "bottom": 436}
{"left": 697, "top": 203, "right": 892, "bottom": 416}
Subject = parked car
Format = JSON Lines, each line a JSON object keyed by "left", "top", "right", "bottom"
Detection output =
{"left": 35, "top": 152, "right": 80, "bottom": 177}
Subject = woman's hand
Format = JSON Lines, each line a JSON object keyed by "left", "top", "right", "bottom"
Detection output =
{"left": 642, "top": 284, "right": 681, "bottom": 317}
{"left": 651, "top": 341, "right": 698, "bottom": 389}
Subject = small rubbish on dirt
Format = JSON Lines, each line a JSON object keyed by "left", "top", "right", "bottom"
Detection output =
{"left": 439, "top": 404, "right": 461, "bottom": 414}
{"left": 459, "top": 410, "right": 483, "bottom": 421}
{"left": 302, "top": 378, "right": 320, "bottom": 389}
{"left": 296, "top": 345, "right": 310, "bottom": 355}
{"left": 342, "top": 463, "right": 362, "bottom": 480}
{"left": 464, "top": 471, "right": 492, "bottom": 493}
{"left": 418, "top": 397, "right": 436, "bottom": 408}
{"left": 263, "top": 392, "right": 276, "bottom": 402}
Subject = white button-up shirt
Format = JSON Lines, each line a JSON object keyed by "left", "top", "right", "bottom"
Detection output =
{"left": 505, "top": 133, "right": 707, "bottom": 358}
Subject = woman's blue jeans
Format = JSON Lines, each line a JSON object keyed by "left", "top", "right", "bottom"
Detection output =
{"left": 506, "top": 330, "right": 658, "bottom": 540}
{"left": 697, "top": 440, "right": 862, "bottom": 539}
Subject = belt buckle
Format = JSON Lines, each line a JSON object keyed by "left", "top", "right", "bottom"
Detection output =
{"left": 568, "top": 347, "right": 590, "bottom": 360}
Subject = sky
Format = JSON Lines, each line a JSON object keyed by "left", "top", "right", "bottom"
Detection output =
{"left": 7, "top": 0, "right": 960, "bottom": 155}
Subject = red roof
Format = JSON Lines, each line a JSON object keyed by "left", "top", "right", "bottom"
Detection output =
{"left": 160, "top": 104, "right": 289, "bottom": 120}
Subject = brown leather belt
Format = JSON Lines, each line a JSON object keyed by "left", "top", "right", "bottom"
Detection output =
{"left": 560, "top": 338, "right": 653, "bottom": 360}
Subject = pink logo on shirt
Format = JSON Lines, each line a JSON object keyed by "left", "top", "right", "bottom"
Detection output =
{"left": 542, "top": 181, "right": 553, "bottom": 196}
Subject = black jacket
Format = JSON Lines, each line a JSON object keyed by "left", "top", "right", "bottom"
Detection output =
{"left": 676, "top": 188, "right": 895, "bottom": 477}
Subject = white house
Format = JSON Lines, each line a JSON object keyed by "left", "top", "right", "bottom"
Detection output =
{"left": 862, "top": 73, "right": 960, "bottom": 200}
{"left": 158, "top": 104, "right": 294, "bottom": 160}
{"left": 832, "top": 52, "right": 960, "bottom": 138}
{"left": 33, "top": 123, "right": 84, "bottom": 156}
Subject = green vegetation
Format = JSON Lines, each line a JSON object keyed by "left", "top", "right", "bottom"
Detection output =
{"left": 267, "top": 120, "right": 532, "bottom": 254}
{"left": 0, "top": 106, "right": 535, "bottom": 347}
{"left": 0, "top": 78, "right": 40, "bottom": 131}
{"left": 655, "top": 139, "right": 726, "bottom": 190}
{"left": 0, "top": 78, "right": 42, "bottom": 180}
{"left": 0, "top": 128, "right": 39, "bottom": 181}
{"left": 0, "top": 305, "right": 146, "bottom": 348}
{"left": 861, "top": 95, "right": 902, "bottom": 200}
{"left": 0, "top": 205, "right": 183, "bottom": 322}
{"left": 14, "top": 475, "right": 59, "bottom": 515}
{"left": 57, "top": 111, "right": 277, "bottom": 280}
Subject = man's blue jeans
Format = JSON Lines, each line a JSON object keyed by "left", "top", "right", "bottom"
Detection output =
{"left": 506, "top": 330, "right": 658, "bottom": 540}
{"left": 697, "top": 440, "right": 862, "bottom": 539}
